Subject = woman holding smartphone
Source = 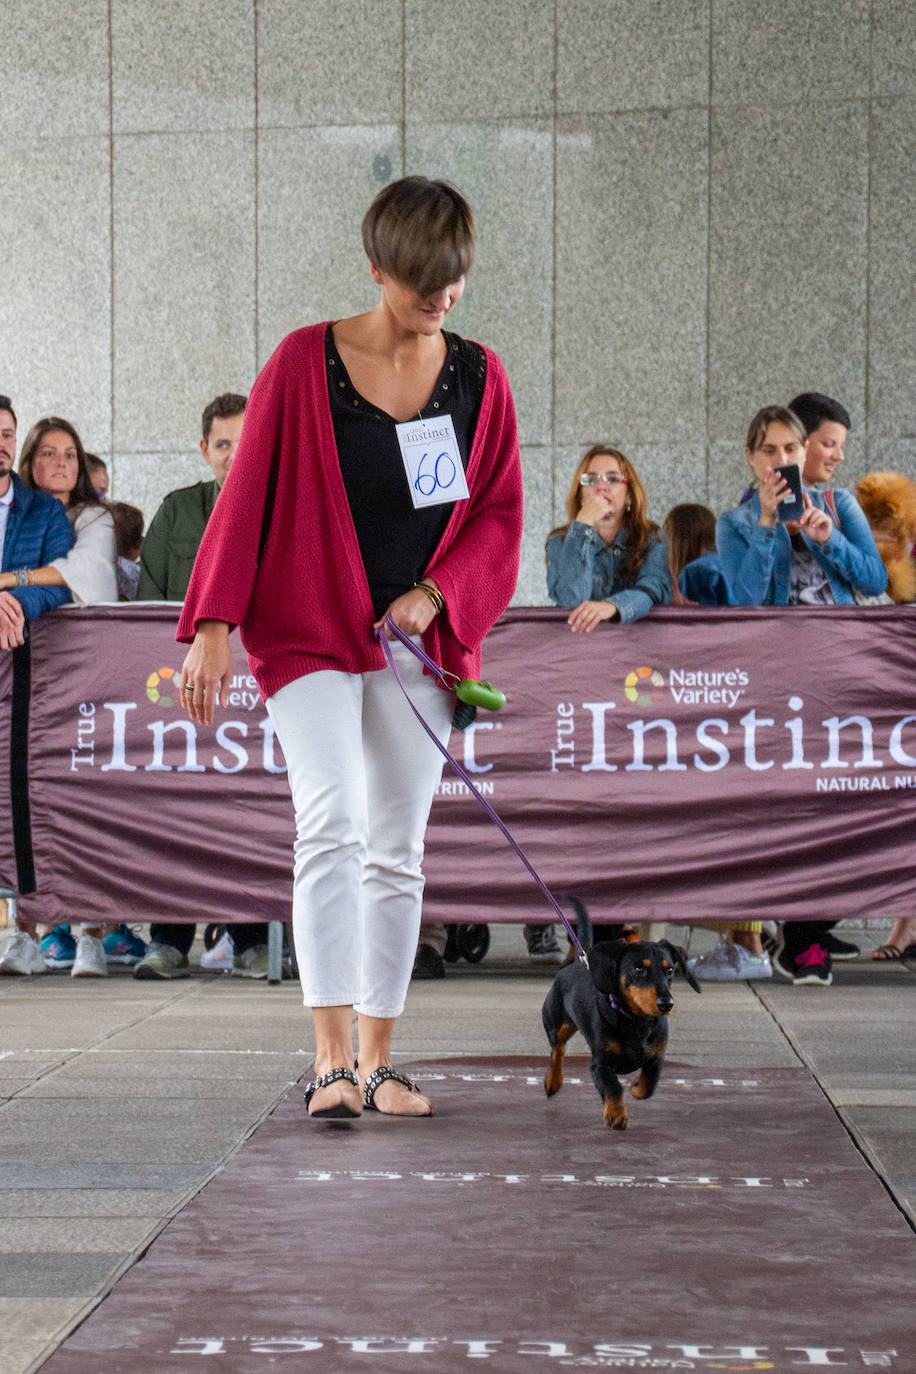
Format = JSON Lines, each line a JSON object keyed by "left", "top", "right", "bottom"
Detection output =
{"left": 717, "top": 405, "right": 886, "bottom": 989}
{"left": 717, "top": 406, "right": 886, "bottom": 607}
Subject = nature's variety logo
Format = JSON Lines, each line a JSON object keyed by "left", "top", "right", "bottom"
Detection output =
{"left": 624, "top": 664, "right": 665, "bottom": 706}
{"left": 146, "top": 666, "right": 178, "bottom": 707}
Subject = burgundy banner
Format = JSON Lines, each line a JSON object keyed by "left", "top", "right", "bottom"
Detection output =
{"left": 4, "top": 604, "right": 916, "bottom": 927}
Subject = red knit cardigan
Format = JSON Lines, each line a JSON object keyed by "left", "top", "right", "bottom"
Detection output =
{"left": 176, "top": 323, "right": 523, "bottom": 701}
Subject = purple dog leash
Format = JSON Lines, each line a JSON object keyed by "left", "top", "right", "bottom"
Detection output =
{"left": 376, "top": 617, "right": 589, "bottom": 966}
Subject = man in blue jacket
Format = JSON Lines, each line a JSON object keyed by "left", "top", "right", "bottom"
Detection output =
{"left": 0, "top": 394, "right": 73, "bottom": 650}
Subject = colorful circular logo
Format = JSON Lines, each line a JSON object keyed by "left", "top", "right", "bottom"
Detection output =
{"left": 146, "top": 666, "right": 178, "bottom": 707}
{"left": 624, "top": 665, "right": 665, "bottom": 706}
{"left": 623, "top": 665, "right": 667, "bottom": 708}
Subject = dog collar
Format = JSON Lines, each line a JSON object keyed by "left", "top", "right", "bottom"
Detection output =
{"left": 607, "top": 991, "right": 633, "bottom": 1018}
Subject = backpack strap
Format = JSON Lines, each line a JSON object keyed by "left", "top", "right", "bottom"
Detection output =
{"left": 824, "top": 488, "right": 841, "bottom": 530}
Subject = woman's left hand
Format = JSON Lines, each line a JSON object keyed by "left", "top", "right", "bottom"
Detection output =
{"left": 375, "top": 586, "right": 439, "bottom": 640}
{"left": 798, "top": 492, "right": 833, "bottom": 545}
{"left": 568, "top": 599, "right": 619, "bottom": 632}
{"left": 0, "top": 591, "right": 25, "bottom": 650}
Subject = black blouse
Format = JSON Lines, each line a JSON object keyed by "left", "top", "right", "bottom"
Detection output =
{"left": 326, "top": 325, "right": 486, "bottom": 618}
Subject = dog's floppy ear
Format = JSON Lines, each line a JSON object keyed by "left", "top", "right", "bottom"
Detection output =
{"left": 659, "top": 941, "right": 702, "bottom": 993}
{"left": 585, "top": 938, "right": 628, "bottom": 996}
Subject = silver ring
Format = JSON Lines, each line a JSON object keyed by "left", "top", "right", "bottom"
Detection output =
{"left": 183, "top": 683, "right": 195, "bottom": 692}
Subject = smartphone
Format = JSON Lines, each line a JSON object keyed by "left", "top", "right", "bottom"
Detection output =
{"left": 774, "top": 462, "right": 805, "bottom": 521}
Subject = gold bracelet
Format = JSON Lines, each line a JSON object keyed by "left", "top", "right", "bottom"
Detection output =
{"left": 424, "top": 583, "right": 444, "bottom": 614}
{"left": 414, "top": 582, "right": 444, "bottom": 615}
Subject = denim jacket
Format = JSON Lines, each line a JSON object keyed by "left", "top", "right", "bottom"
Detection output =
{"left": 678, "top": 550, "right": 736, "bottom": 605}
{"left": 546, "top": 522, "right": 671, "bottom": 623}
{"left": 1, "top": 473, "right": 74, "bottom": 620}
{"left": 716, "top": 488, "right": 887, "bottom": 605}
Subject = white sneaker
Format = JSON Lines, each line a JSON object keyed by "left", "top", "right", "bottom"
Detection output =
{"left": 0, "top": 931, "right": 46, "bottom": 976}
{"left": 732, "top": 946, "right": 773, "bottom": 980}
{"left": 687, "top": 939, "right": 741, "bottom": 981}
{"left": 200, "top": 930, "right": 234, "bottom": 971}
{"left": 72, "top": 934, "right": 108, "bottom": 978}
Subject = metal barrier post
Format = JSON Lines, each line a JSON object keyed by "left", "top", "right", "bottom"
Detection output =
{"left": 267, "top": 920, "right": 283, "bottom": 984}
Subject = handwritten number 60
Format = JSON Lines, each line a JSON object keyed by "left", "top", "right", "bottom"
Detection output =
{"left": 415, "top": 450, "right": 457, "bottom": 497}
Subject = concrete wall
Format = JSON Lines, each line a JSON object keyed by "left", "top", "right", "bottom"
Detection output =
{"left": 1, "top": 0, "right": 913, "bottom": 604}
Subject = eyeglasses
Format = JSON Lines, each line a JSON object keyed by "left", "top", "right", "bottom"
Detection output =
{"left": 580, "top": 472, "right": 629, "bottom": 486}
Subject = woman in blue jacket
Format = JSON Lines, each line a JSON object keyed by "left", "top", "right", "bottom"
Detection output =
{"left": 547, "top": 445, "right": 670, "bottom": 630}
{"left": 717, "top": 406, "right": 886, "bottom": 607}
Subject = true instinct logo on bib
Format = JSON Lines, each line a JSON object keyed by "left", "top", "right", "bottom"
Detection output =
{"left": 396, "top": 414, "right": 470, "bottom": 511}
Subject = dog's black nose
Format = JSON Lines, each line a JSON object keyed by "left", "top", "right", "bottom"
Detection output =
{"left": 657, "top": 997, "right": 674, "bottom": 1014}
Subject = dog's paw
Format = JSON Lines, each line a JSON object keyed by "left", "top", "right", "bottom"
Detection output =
{"left": 631, "top": 1072, "right": 656, "bottom": 1100}
{"left": 603, "top": 1098, "right": 628, "bottom": 1130}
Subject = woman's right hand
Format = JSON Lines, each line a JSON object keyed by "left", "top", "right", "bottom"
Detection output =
{"left": 568, "top": 599, "right": 619, "bottom": 632}
{"left": 757, "top": 466, "right": 789, "bottom": 527}
{"left": 576, "top": 487, "right": 610, "bottom": 527}
{"left": 179, "top": 620, "right": 232, "bottom": 725}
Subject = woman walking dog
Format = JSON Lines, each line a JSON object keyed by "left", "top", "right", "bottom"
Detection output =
{"left": 177, "top": 177, "right": 523, "bottom": 1119}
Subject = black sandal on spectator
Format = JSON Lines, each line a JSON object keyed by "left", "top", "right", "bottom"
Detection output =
{"left": 362, "top": 1066, "right": 433, "bottom": 1117}
{"left": 303, "top": 1067, "right": 361, "bottom": 1118}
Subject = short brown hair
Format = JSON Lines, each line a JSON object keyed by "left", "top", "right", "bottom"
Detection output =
{"left": 746, "top": 406, "right": 806, "bottom": 453}
{"left": 202, "top": 392, "right": 247, "bottom": 443}
{"left": 362, "top": 176, "right": 476, "bottom": 296}
{"left": 19, "top": 417, "right": 100, "bottom": 509}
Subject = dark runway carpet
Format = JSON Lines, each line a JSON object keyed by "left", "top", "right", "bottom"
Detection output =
{"left": 42, "top": 1058, "right": 914, "bottom": 1373}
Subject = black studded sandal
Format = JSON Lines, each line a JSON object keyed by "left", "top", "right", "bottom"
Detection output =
{"left": 362, "top": 1065, "right": 433, "bottom": 1116}
{"left": 303, "top": 1067, "right": 361, "bottom": 1119}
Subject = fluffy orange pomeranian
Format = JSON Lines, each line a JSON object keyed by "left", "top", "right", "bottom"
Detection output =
{"left": 855, "top": 470, "right": 916, "bottom": 604}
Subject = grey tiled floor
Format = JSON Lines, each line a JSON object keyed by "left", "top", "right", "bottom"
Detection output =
{"left": 0, "top": 923, "right": 913, "bottom": 1374}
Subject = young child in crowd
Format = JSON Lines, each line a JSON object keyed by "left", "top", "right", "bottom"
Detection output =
{"left": 109, "top": 501, "right": 145, "bottom": 601}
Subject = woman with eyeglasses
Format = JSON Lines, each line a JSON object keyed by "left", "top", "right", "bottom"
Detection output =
{"left": 546, "top": 445, "right": 671, "bottom": 629}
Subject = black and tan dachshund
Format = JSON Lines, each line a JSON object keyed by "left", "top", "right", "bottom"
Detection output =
{"left": 542, "top": 899, "right": 701, "bottom": 1130}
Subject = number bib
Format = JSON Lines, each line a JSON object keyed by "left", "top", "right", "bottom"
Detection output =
{"left": 395, "top": 414, "right": 471, "bottom": 510}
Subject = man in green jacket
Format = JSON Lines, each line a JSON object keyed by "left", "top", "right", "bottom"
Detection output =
{"left": 136, "top": 392, "right": 247, "bottom": 601}
{"left": 133, "top": 392, "right": 272, "bottom": 981}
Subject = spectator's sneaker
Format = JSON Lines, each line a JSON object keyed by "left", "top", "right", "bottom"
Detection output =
{"left": 103, "top": 924, "right": 147, "bottom": 965}
{"left": 792, "top": 943, "right": 832, "bottom": 987}
{"left": 232, "top": 945, "right": 269, "bottom": 979}
{"left": 133, "top": 942, "right": 190, "bottom": 980}
{"left": 41, "top": 925, "right": 77, "bottom": 969}
{"left": 0, "top": 931, "right": 46, "bottom": 976}
{"left": 732, "top": 945, "right": 773, "bottom": 980}
{"left": 412, "top": 943, "right": 445, "bottom": 980}
{"left": 822, "top": 931, "right": 860, "bottom": 961}
{"left": 524, "top": 924, "right": 562, "bottom": 962}
{"left": 72, "top": 934, "right": 108, "bottom": 978}
{"left": 200, "top": 930, "right": 234, "bottom": 971}
{"left": 760, "top": 922, "right": 780, "bottom": 956}
{"left": 687, "top": 939, "right": 741, "bottom": 981}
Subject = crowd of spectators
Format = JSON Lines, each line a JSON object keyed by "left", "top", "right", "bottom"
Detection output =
{"left": 2, "top": 385, "right": 915, "bottom": 987}
{"left": 0, "top": 390, "right": 272, "bottom": 980}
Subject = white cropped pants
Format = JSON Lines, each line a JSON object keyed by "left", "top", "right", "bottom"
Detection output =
{"left": 265, "top": 640, "right": 452, "bottom": 1018}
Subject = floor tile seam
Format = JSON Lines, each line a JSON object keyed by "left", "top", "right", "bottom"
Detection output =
{"left": 751, "top": 982, "right": 916, "bottom": 1234}
{"left": 0, "top": 983, "right": 242, "bottom": 1105}
{"left": 6, "top": 1063, "right": 308, "bottom": 1374}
